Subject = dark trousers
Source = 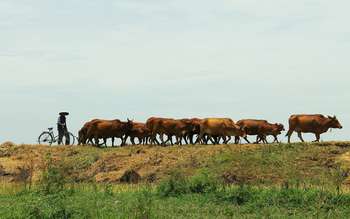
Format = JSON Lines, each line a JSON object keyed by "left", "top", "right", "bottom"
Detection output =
{"left": 58, "top": 125, "right": 70, "bottom": 145}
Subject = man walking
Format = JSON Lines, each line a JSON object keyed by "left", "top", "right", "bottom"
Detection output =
{"left": 57, "top": 112, "right": 70, "bottom": 145}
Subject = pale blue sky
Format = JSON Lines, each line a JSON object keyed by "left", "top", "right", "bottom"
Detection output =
{"left": 1, "top": 0, "right": 349, "bottom": 143}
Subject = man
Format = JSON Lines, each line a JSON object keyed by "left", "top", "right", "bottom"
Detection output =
{"left": 57, "top": 112, "right": 70, "bottom": 145}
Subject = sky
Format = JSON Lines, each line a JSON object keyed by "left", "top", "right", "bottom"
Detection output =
{"left": 1, "top": 0, "right": 349, "bottom": 144}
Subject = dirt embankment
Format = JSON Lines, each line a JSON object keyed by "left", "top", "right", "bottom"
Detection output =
{"left": 0, "top": 143, "right": 245, "bottom": 184}
{"left": 1, "top": 141, "right": 350, "bottom": 185}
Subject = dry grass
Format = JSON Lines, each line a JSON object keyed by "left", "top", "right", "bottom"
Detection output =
{"left": 1, "top": 142, "right": 350, "bottom": 187}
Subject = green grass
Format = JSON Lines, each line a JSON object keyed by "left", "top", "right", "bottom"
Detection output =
{"left": 202, "top": 143, "right": 349, "bottom": 190}
{"left": 1, "top": 142, "right": 350, "bottom": 218}
{"left": 2, "top": 181, "right": 350, "bottom": 218}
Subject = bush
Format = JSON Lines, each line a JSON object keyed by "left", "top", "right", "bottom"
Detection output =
{"left": 157, "top": 170, "right": 189, "bottom": 197}
{"left": 189, "top": 170, "right": 219, "bottom": 194}
{"left": 40, "top": 155, "right": 66, "bottom": 195}
{"left": 158, "top": 170, "right": 221, "bottom": 197}
{"left": 218, "top": 185, "right": 255, "bottom": 205}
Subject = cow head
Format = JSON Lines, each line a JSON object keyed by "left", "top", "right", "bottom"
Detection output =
{"left": 126, "top": 118, "right": 134, "bottom": 131}
{"left": 275, "top": 123, "right": 285, "bottom": 132}
{"left": 190, "top": 118, "right": 202, "bottom": 133}
{"left": 236, "top": 125, "right": 247, "bottom": 138}
{"left": 327, "top": 116, "right": 343, "bottom": 129}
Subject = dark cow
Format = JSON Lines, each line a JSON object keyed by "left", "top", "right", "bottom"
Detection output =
{"left": 87, "top": 119, "right": 134, "bottom": 146}
{"left": 197, "top": 118, "right": 246, "bottom": 145}
{"left": 286, "top": 114, "right": 342, "bottom": 143}
{"left": 128, "top": 122, "right": 151, "bottom": 145}
{"left": 185, "top": 118, "right": 202, "bottom": 145}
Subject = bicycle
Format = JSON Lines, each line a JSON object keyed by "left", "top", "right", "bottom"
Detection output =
{"left": 38, "top": 127, "right": 77, "bottom": 146}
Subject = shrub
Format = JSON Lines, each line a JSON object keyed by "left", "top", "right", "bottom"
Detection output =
{"left": 157, "top": 170, "right": 189, "bottom": 197}
{"left": 218, "top": 185, "right": 255, "bottom": 205}
{"left": 158, "top": 170, "right": 221, "bottom": 197}
{"left": 188, "top": 170, "right": 219, "bottom": 193}
{"left": 40, "top": 154, "right": 66, "bottom": 195}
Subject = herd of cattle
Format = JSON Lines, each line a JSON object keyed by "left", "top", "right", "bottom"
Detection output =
{"left": 77, "top": 114, "right": 343, "bottom": 147}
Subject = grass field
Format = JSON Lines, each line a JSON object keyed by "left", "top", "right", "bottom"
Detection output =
{"left": 1, "top": 141, "right": 350, "bottom": 218}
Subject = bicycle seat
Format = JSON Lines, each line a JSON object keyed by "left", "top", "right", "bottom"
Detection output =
{"left": 48, "top": 127, "right": 53, "bottom": 131}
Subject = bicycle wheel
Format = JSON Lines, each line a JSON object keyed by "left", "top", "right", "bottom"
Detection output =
{"left": 38, "top": 132, "right": 54, "bottom": 145}
{"left": 69, "top": 132, "right": 76, "bottom": 145}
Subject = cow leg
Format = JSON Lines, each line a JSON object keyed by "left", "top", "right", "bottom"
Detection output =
{"left": 297, "top": 132, "right": 304, "bottom": 142}
{"left": 120, "top": 136, "right": 126, "bottom": 146}
{"left": 183, "top": 135, "right": 188, "bottom": 145}
{"left": 196, "top": 133, "right": 204, "bottom": 145}
{"left": 163, "top": 135, "right": 170, "bottom": 145}
{"left": 176, "top": 136, "right": 182, "bottom": 145}
{"left": 154, "top": 134, "right": 159, "bottom": 145}
{"left": 123, "top": 135, "right": 128, "bottom": 146}
{"left": 159, "top": 134, "right": 166, "bottom": 146}
{"left": 138, "top": 137, "right": 143, "bottom": 145}
{"left": 274, "top": 135, "right": 279, "bottom": 143}
{"left": 150, "top": 133, "right": 156, "bottom": 145}
{"left": 234, "top": 136, "right": 240, "bottom": 144}
{"left": 208, "top": 136, "right": 216, "bottom": 145}
{"left": 313, "top": 133, "right": 320, "bottom": 142}
{"left": 196, "top": 133, "right": 204, "bottom": 144}
{"left": 130, "top": 137, "right": 136, "bottom": 145}
{"left": 244, "top": 136, "right": 251, "bottom": 144}
{"left": 286, "top": 129, "right": 294, "bottom": 143}
{"left": 169, "top": 136, "right": 174, "bottom": 146}
{"left": 262, "top": 135, "right": 268, "bottom": 144}
{"left": 204, "top": 135, "right": 209, "bottom": 144}
{"left": 94, "top": 137, "right": 99, "bottom": 147}
{"left": 221, "top": 136, "right": 225, "bottom": 144}
{"left": 213, "top": 136, "right": 219, "bottom": 144}
{"left": 189, "top": 134, "right": 194, "bottom": 145}
{"left": 255, "top": 135, "right": 260, "bottom": 144}
{"left": 218, "top": 136, "right": 223, "bottom": 144}
{"left": 263, "top": 136, "right": 268, "bottom": 144}
{"left": 164, "top": 135, "right": 173, "bottom": 146}
{"left": 224, "top": 136, "right": 231, "bottom": 144}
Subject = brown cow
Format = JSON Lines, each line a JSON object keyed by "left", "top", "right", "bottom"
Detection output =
{"left": 198, "top": 118, "right": 246, "bottom": 145}
{"left": 185, "top": 118, "right": 202, "bottom": 144}
{"left": 87, "top": 119, "right": 134, "bottom": 146}
{"left": 286, "top": 114, "right": 342, "bottom": 143}
{"left": 146, "top": 117, "right": 195, "bottom": 146}
{"left": 146, "top": 117, "right": 164, "bottom": 145}
{"left": 177, "top": 118, "right": 198, "bottom": 145}
{"left": 127, "top": 122, "right": 151, "bottom": 145}
{"left": 256, "top": 123, "right": 285, "bottom": 144}
{"left": 78, "top": 119, "right": 106, "bottom": 145}
{"left": 236, "top": 119, "right": 269, "bottom": 143}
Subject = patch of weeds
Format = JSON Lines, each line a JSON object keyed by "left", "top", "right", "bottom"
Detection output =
{"left": 157, "top": 170, "right": 189, "bottom": 197}
{"left": 188, "top": 170, "right": 219, "bottom": 194}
